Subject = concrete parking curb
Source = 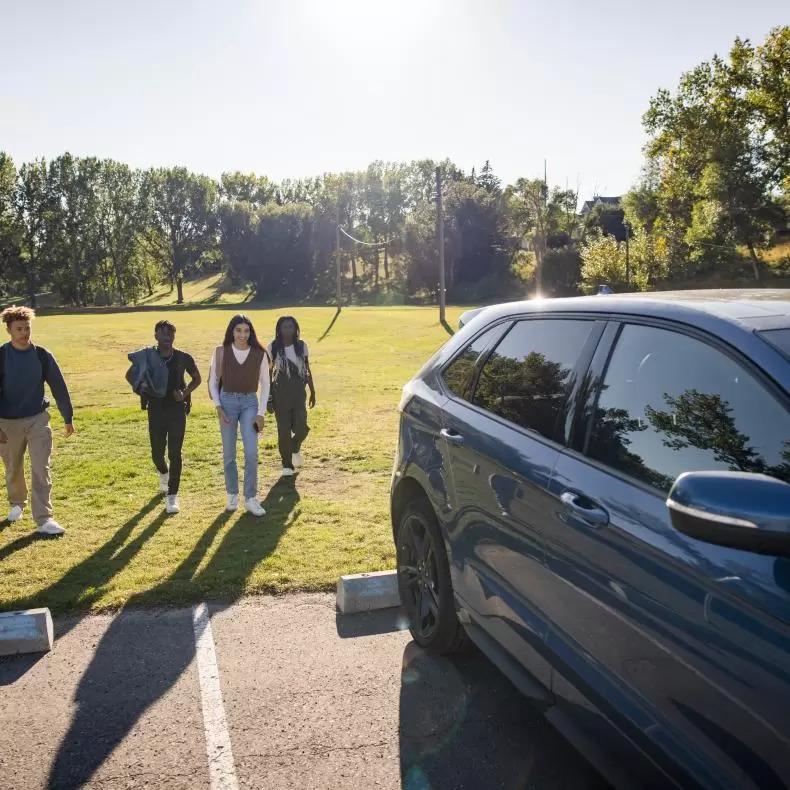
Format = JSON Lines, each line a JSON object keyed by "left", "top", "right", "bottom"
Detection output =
{"left": 0, "top": 608, "right": 54, "bottom": 656}
{"left": 336, "top": 570, "right": 400, "bottom": 614}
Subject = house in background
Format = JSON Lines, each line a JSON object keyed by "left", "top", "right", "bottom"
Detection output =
{"left": 581, "top": 195, "right": 628, "bottom": 242}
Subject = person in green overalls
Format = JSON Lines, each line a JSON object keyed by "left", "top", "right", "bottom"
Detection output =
{"left": 267, "top": 316, "right": 316, "bottom": 477}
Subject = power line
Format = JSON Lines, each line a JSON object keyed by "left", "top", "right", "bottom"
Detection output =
{"left": 337, "top": 225, "right": 391, "bottom": 247}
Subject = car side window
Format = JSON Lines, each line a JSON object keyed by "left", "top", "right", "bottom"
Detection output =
{"left": 587, "top": 323, "right": 790, "bottom": 491}
{"left": 472, "top": 319, "right": 594, "bottom": 440}
{"left": 442, "top": 324, "right": 507, "bottom": 400}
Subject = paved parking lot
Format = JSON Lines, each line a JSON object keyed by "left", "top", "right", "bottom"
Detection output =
{"left": 0, "top": 594, "right": 607, "bottom": 789}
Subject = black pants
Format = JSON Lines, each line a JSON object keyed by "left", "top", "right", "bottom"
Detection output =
{"left": 274, "top": 396, "right": 309, "bottom": 469}
{"left": 147, "top": 401, "right": 186, "bottom": 495}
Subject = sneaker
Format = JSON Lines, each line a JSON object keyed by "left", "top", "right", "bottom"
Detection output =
{"left": 38, "top": 519, "right": 65, "bottom": 536}
{"left": 281, "top": 467, "right": 297, "bottom": 477}
{"left": 165, "top": 495, "right": 180, "bottom": 514}
{"left": 245, "top": 498, "right": 266, "bottom": 517}
{"left": 159, "top": 472, "right": 170, "bottom": 494}
{"left": 226, "top": 493, "right": 239, "bottom": 512}
{"left": 7, "top": 505, "right": 23, "bottom": 522}
{"left": 292, "top": 452, "right": 303, "bottom": 468}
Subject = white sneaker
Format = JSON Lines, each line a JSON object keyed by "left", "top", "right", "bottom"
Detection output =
{"left": 292, "top": 452, "right": 303, "bottom": 468}
{"left": 245, "top": 498, "right": 266, "bottom": 517}
{"left": 165, "top": 495, "right": 180, "bottom": 514}
{"left": 226, "top": 494, "right": 239, "bottom": 512}
{"left": 281, "top": 467, "right": 297, "bottom": 477}
{"left": 159, "top": 472, "right": 170, "bottom": 494}
{"left": 7, "top": 505, "right": 23, "bottom": 522}
{"left": 38, "top": 519, "right": 65, "bottom": 536}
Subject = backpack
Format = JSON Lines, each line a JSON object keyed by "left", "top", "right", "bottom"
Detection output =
{"left": 0, "top": 343, "right": 50, "bottom": 398}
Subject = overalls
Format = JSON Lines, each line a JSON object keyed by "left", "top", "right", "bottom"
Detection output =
{"left": 271, "top": 356, "right": 309, "bottom": 469}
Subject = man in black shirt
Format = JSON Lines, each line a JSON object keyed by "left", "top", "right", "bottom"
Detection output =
{"left": 125, "top": 320, "right": 201, "bottom": 514}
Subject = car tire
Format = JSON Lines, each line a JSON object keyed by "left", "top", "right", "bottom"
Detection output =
{"left": 396, "top": 497, "right": 469, "bottom": 654}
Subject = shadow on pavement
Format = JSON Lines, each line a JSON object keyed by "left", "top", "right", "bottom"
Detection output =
{"left": 45, "top": 477, "right": 300, "bottom": 789}
{"left": 335, "top": 606, "right": 410, "bottom": 639}
{"left": 399, "top": 642, "right": 609, "bottom": 790}
{"left": 0, "top": 652, "right": 46, "bottom": 687}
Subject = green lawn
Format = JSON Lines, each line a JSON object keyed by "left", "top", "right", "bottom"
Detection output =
{"left": 0, "top": 305, "right": 460, "bottom": 614}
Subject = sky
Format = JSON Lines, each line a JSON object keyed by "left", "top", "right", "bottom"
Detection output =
{"left": 1, "top": 0, "right": 787, "bottom": 199}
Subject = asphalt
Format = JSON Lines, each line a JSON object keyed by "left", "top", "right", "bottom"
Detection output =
{"left": 0, "top": 594, "right": 608, "bottom": 789}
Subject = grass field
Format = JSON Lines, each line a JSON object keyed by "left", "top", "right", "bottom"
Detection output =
{"left": 139, "top": 272, "right": 254, "bottom": 306}
{"left": 0, "top": 305, "right": 461, "bottom": 614}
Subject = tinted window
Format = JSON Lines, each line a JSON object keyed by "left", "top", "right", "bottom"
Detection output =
{"left": 442, "top": 324, "right": 507, "bottom": 399}
{"left": 588, "top": 324, "right": 790, "bottom": 491}
{"left": 473, "top": 319, "right": 594, "bottom": 439}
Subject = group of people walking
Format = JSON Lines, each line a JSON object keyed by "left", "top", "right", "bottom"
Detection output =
{"left": 0, "top": 306, "right": 316, "bottom": 534}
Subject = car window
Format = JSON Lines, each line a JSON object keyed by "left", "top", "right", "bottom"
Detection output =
{"left": 442, "top": 324, "right": 507, "bottom": 399}
{"left": 588, "top": 324, "right": 790, "bottom": 491}
{"left": 472, "top": 319, "right": 594, "bottom": 440}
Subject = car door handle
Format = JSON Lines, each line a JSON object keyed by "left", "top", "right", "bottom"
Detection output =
{"left": 440, "top": 428, "right": 465, "bottom": 445}
{"left": 560, "top": 492, "right": 609, "bottom": 527}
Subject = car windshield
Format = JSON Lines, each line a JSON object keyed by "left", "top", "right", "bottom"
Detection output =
{"left": 759, "top": 328, "right": 790, "bottom": 359}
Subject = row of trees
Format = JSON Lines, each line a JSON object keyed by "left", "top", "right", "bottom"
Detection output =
{"left": 0, "top": 151, "right": 588, "bottom": 306}
{"left": 1, "top": 26, "right": 786, "bottom": 307}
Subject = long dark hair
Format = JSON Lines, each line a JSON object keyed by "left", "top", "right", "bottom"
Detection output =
{"left": 223, "top": 314, "right": 264, "bottom": 350}
{"left": 271, "top": 315, "right": 305, "bottom": 360}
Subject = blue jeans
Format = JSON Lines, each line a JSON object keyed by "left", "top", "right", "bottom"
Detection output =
{"left": 219, "top": 392, "right": 259, "bottom": 501}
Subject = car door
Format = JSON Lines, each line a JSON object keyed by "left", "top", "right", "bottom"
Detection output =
{"left": 440, "top": 316, "right": 603, "bottom": 691}
{"left": 542, "top": 320, "right": 790, "bottom": 788}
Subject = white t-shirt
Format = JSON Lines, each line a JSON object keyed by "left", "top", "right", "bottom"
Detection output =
{"left": 208, "top": 345, "right": 271, "bottom": 417}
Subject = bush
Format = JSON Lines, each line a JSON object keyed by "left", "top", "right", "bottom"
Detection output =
{"left": 580, "top": 229, "right": 669, "bottom": 293}
{"left": 542, "top": 247, "right": 582, "bottom": 296}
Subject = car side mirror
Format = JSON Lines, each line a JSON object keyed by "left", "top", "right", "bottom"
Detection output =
{"left": 667, "top": 471, "right": 790, "bottom": 557}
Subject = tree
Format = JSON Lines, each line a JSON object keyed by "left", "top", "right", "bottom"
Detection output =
{"left": 641, "top": 26, "right": 789, "bottom": 280}
{"left": 50, "top": 153, "right": 103, "bottom": 305}
{"left": 140, "top": 167, "right": 218, "bottom": 303}
{"left": 97, "top": 161, "right": 145, "bottom": 304}
{"left": 0, "top": 152, "right": 21, "bottom": 299}
{"left": 219, "top": 200, "right": 313, "bottom": 299}
{"left": 220, "top": 172, "right": 276, "bottom": 205}
{"left": 505, "top": 178, "right": 549, "bottom": 293}
{"left": 580, "top": 227, "right": 668, "bottom": 292}
{"left": 14, "top": 159, "right": 60, "bottom": 307}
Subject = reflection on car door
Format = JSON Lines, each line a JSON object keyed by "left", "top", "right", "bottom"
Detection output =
{"left": 441, "top": 317, "right": 601, "bottom": 691}
{"left": 543, "top": 321, "right": 790, "bottom": 788}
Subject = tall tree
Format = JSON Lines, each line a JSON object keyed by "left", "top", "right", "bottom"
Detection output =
{"left": 0, "top": 152, "right": 20, "bottom": 299}
{"left": 641, "top": 26, "right": 789, "bottom": 279}
{"left": 98, "top": 160, "right": 144, "bottom": 304}
{"left": 140, "top": 167, "right": 218, "bottom": 303}
{"left": 15, "top": 159, "right": 59, "bottom": 307}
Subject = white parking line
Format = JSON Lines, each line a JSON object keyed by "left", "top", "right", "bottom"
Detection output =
{"left": 192, "top": 603, "right": 239, "bottom": 790}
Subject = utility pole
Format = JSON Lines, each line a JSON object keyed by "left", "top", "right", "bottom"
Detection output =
{"left": 335, "top": 201, "right": 342, "bottom": 306}
{"left": 624, "top": 219, "right": 630, "bottom": 288}
{"left": 436, "top": 166, "right": 446, "bottom": 324}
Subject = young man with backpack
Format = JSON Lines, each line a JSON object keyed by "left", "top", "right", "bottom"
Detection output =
{"left": 125, "top": 320, "right": 201, "bottom": 514}
{"left": 0, "top": 306, "right": 74, "bottom": 536}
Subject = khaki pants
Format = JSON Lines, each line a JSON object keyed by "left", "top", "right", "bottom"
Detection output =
{"left": 0, "top": 411, "right": 53, "bottom": 526}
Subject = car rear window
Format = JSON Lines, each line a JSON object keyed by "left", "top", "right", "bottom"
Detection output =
{"left": 760, "top": 328, "right": 790, "bottom": 360}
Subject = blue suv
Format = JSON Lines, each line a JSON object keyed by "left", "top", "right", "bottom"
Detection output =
{"left": 391, "top": 290, "right": 790, "bottom": 789}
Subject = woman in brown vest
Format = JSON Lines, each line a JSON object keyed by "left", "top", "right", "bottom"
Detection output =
{"left": 208, "top": 314, "right": 271, "bottom": 516}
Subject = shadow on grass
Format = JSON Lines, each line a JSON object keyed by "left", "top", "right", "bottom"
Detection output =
{"left": 3, "top": 495, "right": 164, "bottom": 618}
{"left": 317, "top": 306, "right": 343, "bottom": 342}
{"left": 45, "top": 476, "right": 300, "bottom": 789}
